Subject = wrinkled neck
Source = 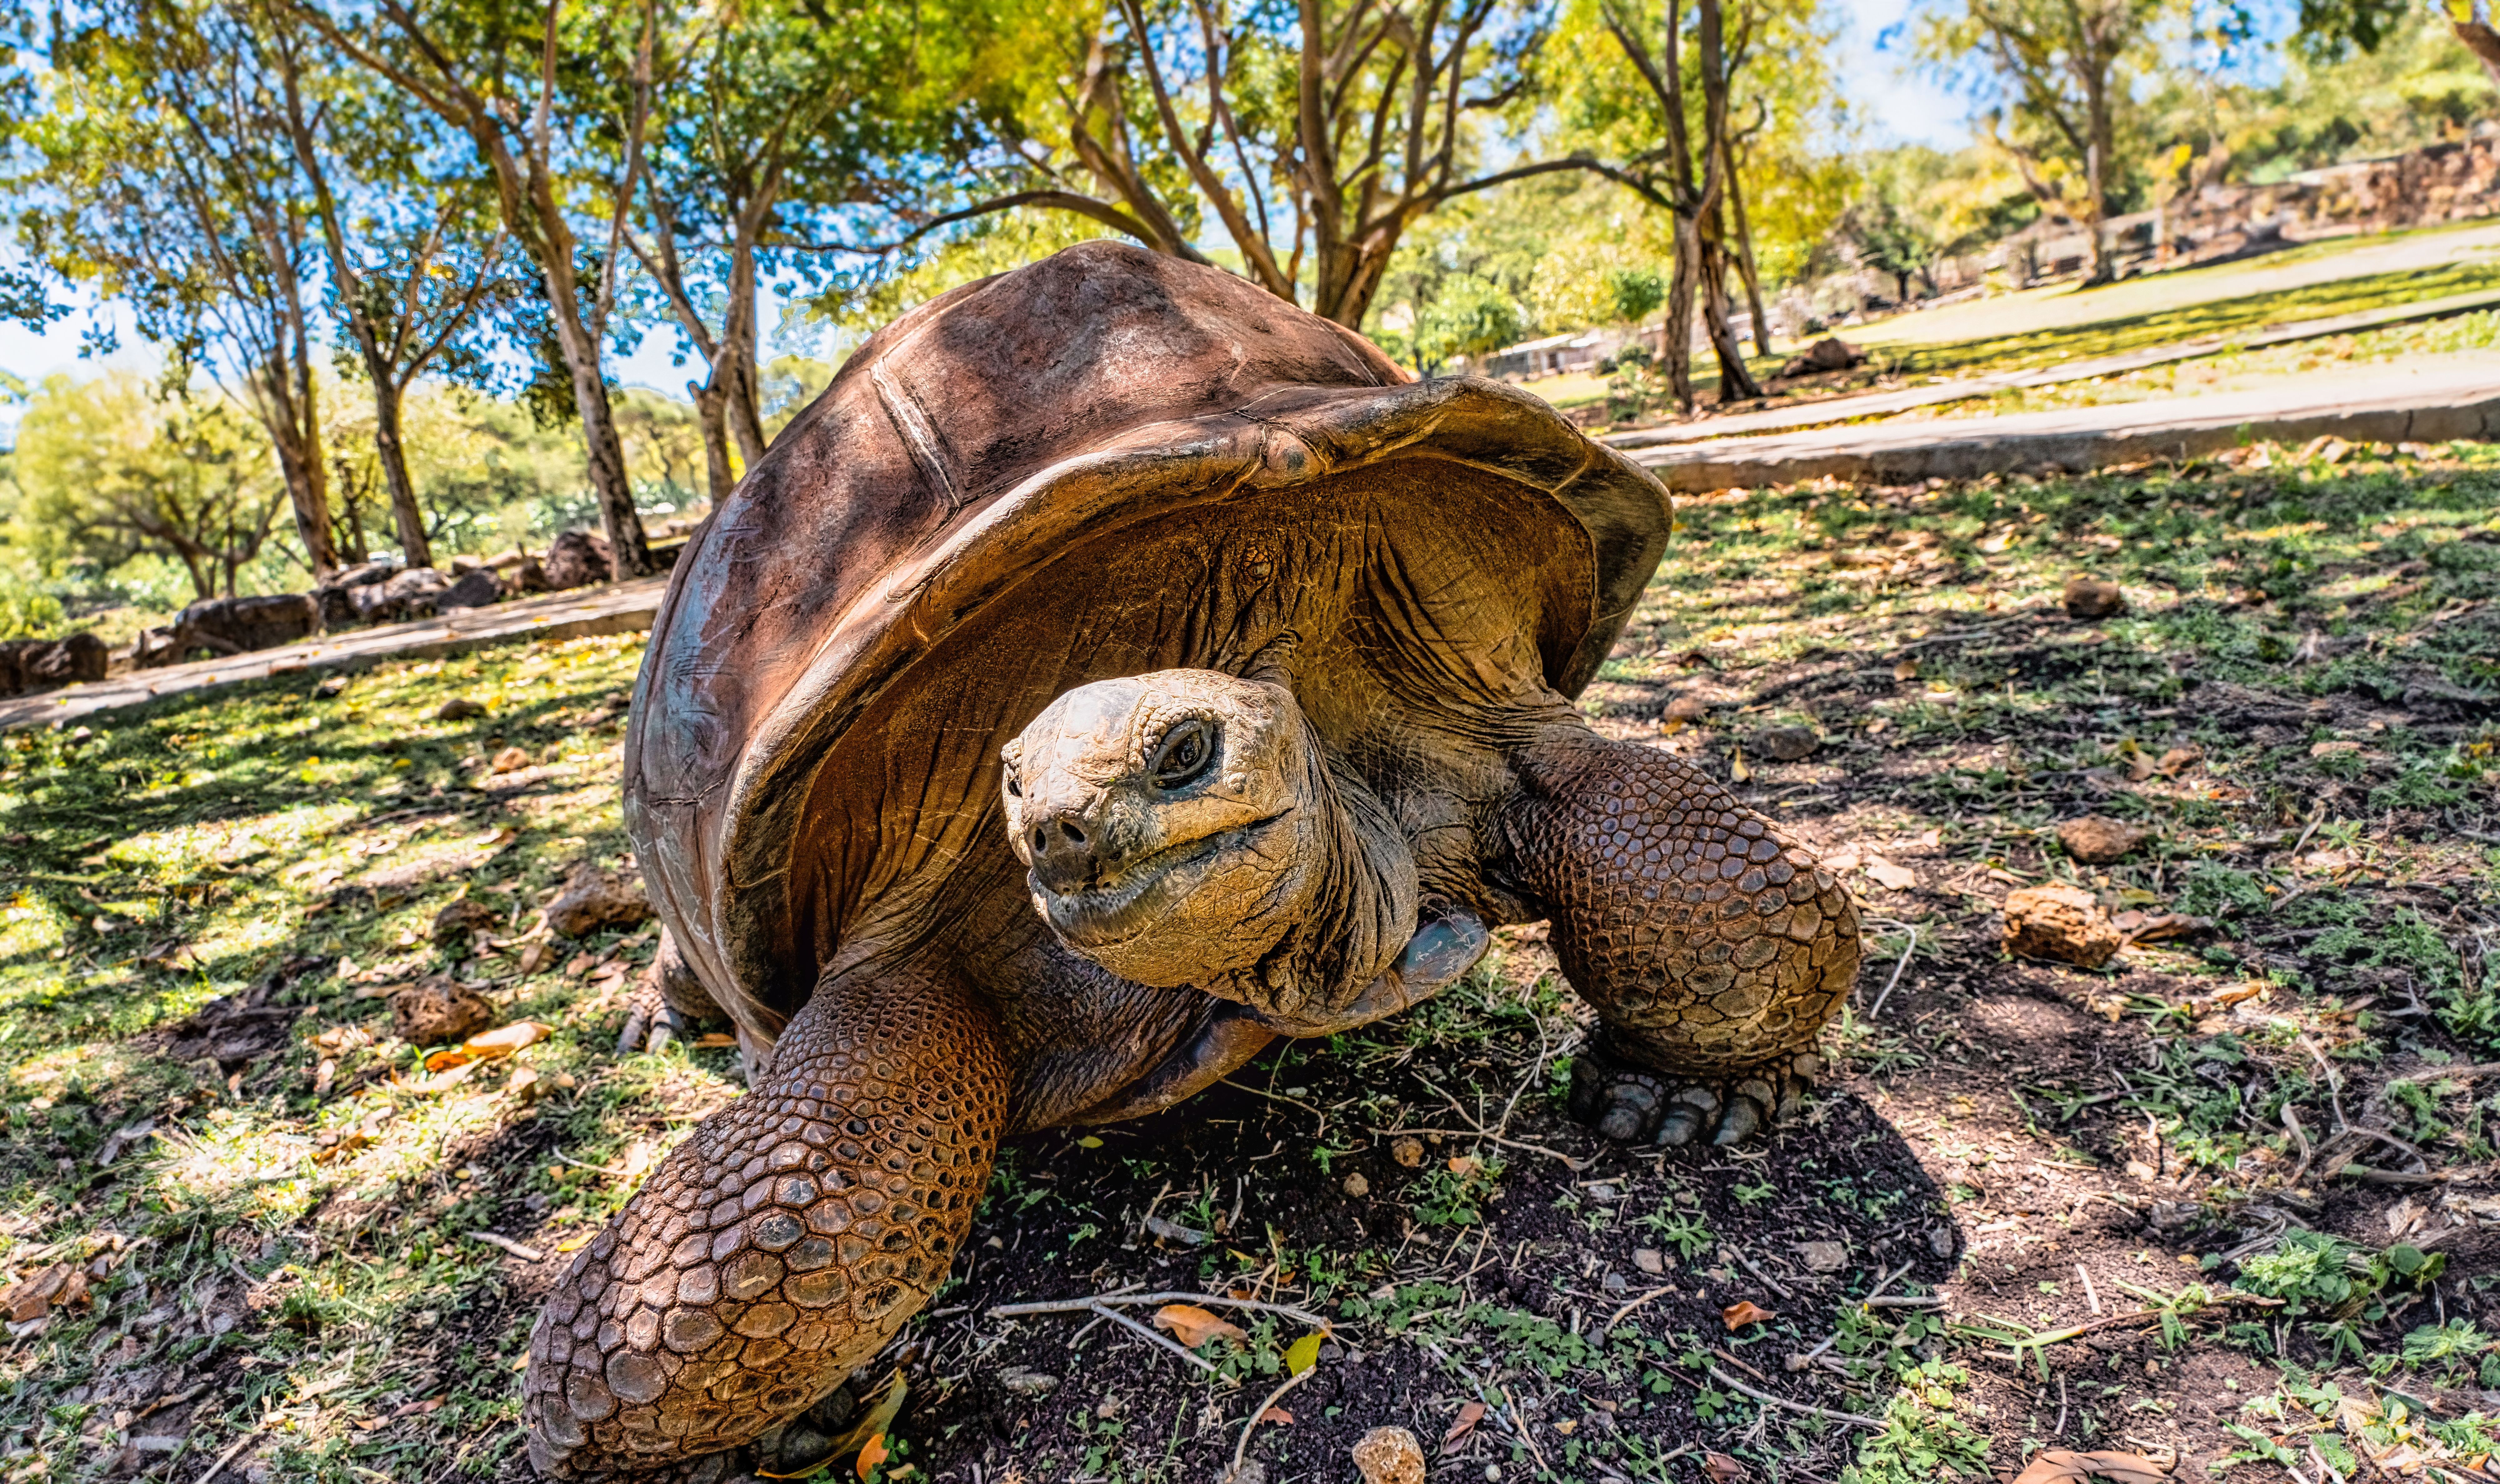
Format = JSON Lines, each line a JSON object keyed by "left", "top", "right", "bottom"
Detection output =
{"left": 1211, "top": 727, "right": 1418, "bottom": 1034}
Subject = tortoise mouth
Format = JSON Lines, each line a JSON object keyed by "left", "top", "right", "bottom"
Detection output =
{"left": 1034, "top": 810, "right": 1291, "bottom": 952}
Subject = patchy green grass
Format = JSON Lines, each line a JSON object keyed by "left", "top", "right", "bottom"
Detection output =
{"left": 0, "top": 441, "right": 2493, "bottom": 1483}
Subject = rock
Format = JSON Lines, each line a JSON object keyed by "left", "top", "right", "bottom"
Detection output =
{"left": 544, "top": 863, "right": 653, "bottom": 939}
{"left": 1662, "top": 693, "right": 1713, "bottom": 724}
{"left": 436, "top": 568, "right": 505, "bottom": 613}
{"left": 436, "top": 697, "right": 487, "bottom": 722}
{"left": 432, "top": 898, "right": 500, "bottom": 945}
{"left": 1633, "top": 1247, "right": 1667, "bottom": 1275}
{"left": 2058, "top": 815, "right": 2147, "bottom": 864}
{"left": 351, "top": 567, "right": 452, "bottom": 624}
{"left": 1773, "top": 337, "right": 1863, "bottom": 379}
{"left": 1342, "top": 1172, "right": 1370, "bottom": 1197}
{"left": 1351, "top": 1427, "right": 1426, "bottom": 1484}
{"left": 541, "top": 530, "right": 614, "bottom": 591}
{"left": 138, "top": 593, "right": 322, "bottom": 668}
{"left": 1754, "top": 725, "right": 1819, "bottom": 761}
{"left": 997, "top": 1367, "right": 1058, "bottom": 1398}
{"left": 1389, "top": 1135, "right": 1425, "bottom": 1168}
{"left": 390, "top": 978, "right": 498, "bottom": 1047}
{"left": 488, "top": 746, "right": 533, "bottom": 774}
{"left": 313, "top": 562, "right": 397, "bottom": 627}
{"left": 2002, "top": 882, "right": 2122, "bottom": 968}
{"left": 1794, "top": 1240, "right": 1847, "bottom": 1272}
{"left": 2063, "top": 575, "right": 2126, "bottom": 619}
{"left": 0, "top": 633, "right": 108, "bottom": 697}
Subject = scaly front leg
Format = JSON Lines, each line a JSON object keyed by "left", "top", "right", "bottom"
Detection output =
{"left": 524, "top": 962, "right": 1005, "bottom": 1478}
{"left": 1498, "top": 729, "right": 1861, "bottom": 1147}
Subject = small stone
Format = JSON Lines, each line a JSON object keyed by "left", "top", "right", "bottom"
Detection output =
{"left": 1342, "top": 1172, "right": 1370, "bottom": 1198}
{"left": 2002, "top": 882, "right": 2123, "bottom": 968}
{"left": 390, "top": 978, "right": 498, "bottom": 1047}
{"left": 436, "top": 698, "right": 487, "bottom": 722}
{"left": 489, "top": 746, "right": 533, "bottom": 774}
{"left": 1662, "top": 693, "right": 1712, "bottom": 724}
{"left": 1754, "top": 725, "right": 1819, "bottom": 762}
{"left": 1351, "top": 1426, "right": 1426, "bottom": 1484}
{"left": 312, "top": 676, "right": 348, "bottom": 700}
{"left": 1390, "top": 1135, "right": 1425, "bottom": 1168}
{"left": 1794, "top": 1240, "right": 1847, "bottom": 1273}
{"left": 2063, "top": 575, "right": 2126, "bottom": 619}
{"left": 2057, "top": 815, "right": 2147, "bottom": 864}
{"left": 432, "top": 898, "right": 500, "bottom": 945}
{"left": 1929, "top": 1225, "right": 1955, "bottom": 1259}
{"left": 1632, "top": 1248, "right": 1667, "bottom": 1275}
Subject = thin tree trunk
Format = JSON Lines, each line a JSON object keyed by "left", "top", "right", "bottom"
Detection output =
{"left": 1726, "top": 168, "right": 1772, "bottom": 356}
{"left": 1664, "top": 211, "right": 1701, "bottom": 412}
{"left": 692, "top": 379, "right": 738, "bottom": 507}
{"left": 2081, "top": 66, "right": 2113, "bottom": 286}
{"left": 371, "top": 377, "right": 432, "bottom": 568}
{"left": 1699, "top": 237, "right": 1762, "bottom": 401}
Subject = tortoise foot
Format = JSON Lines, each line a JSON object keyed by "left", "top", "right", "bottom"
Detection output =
{"left": 1566, "top": 1037, "right": 1821, "bottom": 1148}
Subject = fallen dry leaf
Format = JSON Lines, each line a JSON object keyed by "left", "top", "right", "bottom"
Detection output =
{"left": 1390, "top": 1136, "right": 1424, "bottom": 1168}
{"left": 2008, "top": 1449, "right": 2171, "bottom": 1484}
{"left": 1257, "top": 1406, "right": 1294, "bottom": 1427}
{"left": 1441, "top": 1400, "right": 1486, "bottom": 1449}
{"left": 1721, "top": 1300, "right": 1776, "bottom": 1330}
{"left": 1865, "top": 860, "right": 1917, "bottom": 891}
{"left": 1152, "top": 1303, "right": 1246, "bottom": 1349}
{"left": 1, "top": 1265, "right": 68, "bottom": 1323}
{"left": 1446, "top": 1155, "right": 1481, "bottom": 1178}
{"left": 693, "top": 1032, "right": 738, "bottom": 1048}
{"left": 422, "top": 1020, "right": 553, "bottom": 1073}
{"left": 853, "top": 1433, "right": 888, "bottom": 1480}
{"left": 1704, "top": 1453, "right": 1750, "bottom": 1484}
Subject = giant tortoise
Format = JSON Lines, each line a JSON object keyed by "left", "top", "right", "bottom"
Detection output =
{"left": 522, "top": 241, "right": 1862, "bottom": 1478}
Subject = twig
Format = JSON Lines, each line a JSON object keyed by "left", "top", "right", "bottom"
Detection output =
{"left": 1366, "top": 1127, "right": 1587, "bottom": 1172}
{"left": 1863, "top": 1261, "right": 1915, "bottom": 1302}
{"left": 2385, "top": 1062, "right": 2500, "bottom": 1084}
{"left": 1704, "top": 1364, "right": 1885, "bottom": 1429}
{"left": 1087, "top": 1301, "right": 1216, "bottom": 1374}
{"left": 552, "top": 1147, "right": 630, "bottom": 1177}
{"left": 194, "top": 1426, "right": 262, "bottom": 1484}
{"left": 1217, "top": 1078, "right": 1328, "bottom": 1140}
{"left": 1418, "top": 1340, "right": 1522, "bottom": 1439}
{"left": 2077, "top": 1263, "right": 2101, "bottom": 1316}
{"left": 471, "top": 1232, "right": 545, "bottom": 1262}
{"left": 1863, "top": 1295, "right": 1946, "bottom": 1308}
{"left": 1230, "top": 1366, "right": 1314, "bottom": 1476}
{"left": 1729, "top": 1246, "right": 1793, "bottom": 1299}
{"left": 988, "top": 1289, "right": 1332, "bottom": 1330}
{"left": 1604, "top": 1284, "right": 1676, "bottom": 1333}
{"left": 1864, "top": 922, "right": 1918, "bottom": 1019}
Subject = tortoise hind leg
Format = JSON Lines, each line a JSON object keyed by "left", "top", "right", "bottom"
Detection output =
{"left": 1498, "top": 730, "right": 1860, "bottom": 1147}
{"left": 525, "top": 960, "right": 1005, "bottom": 1478}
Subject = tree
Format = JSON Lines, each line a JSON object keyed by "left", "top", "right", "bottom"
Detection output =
{"left": 271, "top": 16, "right": 512, "bottom": 571}
{"left": 2296, "top": 0, "right": 2500, "bottom": 94}
{"left": 12, "top": 372, "right": 285, "bottom": 601}
{"left": 626, "top": 0, "right": 989, "bottom": 505}
{"left": 14, "top": 0, "right": 346, "bottom": 576}
{"left": 925, "top": 0, "right": 1592, "bottom": 330}
{"left": 1410, "top": 273, "right": 1523, "bottom": 372}
{"left": 1918, "top": 0, "right": 2163, "bottom": 285}
{"left": 302, "top": 0, "right": 661, "bottom": 577}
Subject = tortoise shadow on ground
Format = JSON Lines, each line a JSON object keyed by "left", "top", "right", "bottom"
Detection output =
{"left": 892, "top": 1017, "right": 1965, "bottom": 1483}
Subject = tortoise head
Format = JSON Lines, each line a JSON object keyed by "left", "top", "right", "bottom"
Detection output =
{"left": 1002, "top": 669, "right": 1330, "bottom": 988}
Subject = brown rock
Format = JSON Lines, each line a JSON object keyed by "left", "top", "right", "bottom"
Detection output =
{"left": 2063, "top": 575, "right": 2126, "bottom": 619}
{"left": 390, "top": 978, "right": 498, "bottom": 1047}
{"left": 489, "top": 746, "right": 533, "bottom": 774}
{"left": 1774, "top": 337, "right": 1864, "bottom": 379}
{"left": 432, "top": 898, "right": 500, "bottom": 945}
{"left": 2057, "top": 815, "right": 2147, "bottom": 864}
{"left": 544, "top": 863, "right": 653, "bottom": 939}
{"left": 1755, "top": 725, "right": 1820, "bottom": 761}
{"left": 1390, "top": 1135, "right": 1425, "bottom": 1167}
{"left": 2002, "top": 882, "right": 2123, "bottom": 968}
{"left": 541, "top": 529, "right": 614, "bottom": 591}
{"left": 1351, "top": 1427, "right": 1426, "bottom": 1484}
{"left": 1662, "top": 693, "right": 1713, "bottom": 724}
{"left": 436, "top": 697, "right": 487, "bottom": 722}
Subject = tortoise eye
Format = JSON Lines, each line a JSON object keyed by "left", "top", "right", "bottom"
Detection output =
{"left": 1003, "top": 765, "right": 1022, "bottom": 799}
{"left": 1149, "top": 719, "right": 1217, "bottom": 790}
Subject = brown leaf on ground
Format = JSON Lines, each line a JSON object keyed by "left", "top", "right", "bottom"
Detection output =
{"left": 1721, "top": 1300, "right": 1776, "bottom": 1330}
{"left": 2009, "top": 1448, "right": 2172, "bottom": 1484}
{"left": 1390, "top": 1136, "right": 1424, "bottom": 1167}
{"left": 487, "top": 746, "right": 532, "bottom": 774}
{"left": 1440, "top": 1401, "right": 1486, "bottom": 1449}
{"left": 421, "top": 1019, "right": 552, "bottom": 1073}
{"left": 1152, "top": 1304, "right": 1245, "bottom": 1349}
{"left": 1256, "top": 1407, "right": 1293, "bottom": 1426}
{"left": 693, "top": 1032, "right": 738, "bottom": 1048}
{"left": 2, "top": 1265, "right": 68, "bottom": 1322}
{"left": 1703, "top": 1452, "right": 1750, "bottom": 1484}
{"left": 1865, "top": 859, "right": 1918, "bottom": 891}
{"left": 1446, "top": 1155, "right": 1481, "bottom": 1178}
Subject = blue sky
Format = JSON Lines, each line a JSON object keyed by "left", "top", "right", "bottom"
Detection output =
{"left": 0, "top": 7, "right": 1971, "bottom": 405}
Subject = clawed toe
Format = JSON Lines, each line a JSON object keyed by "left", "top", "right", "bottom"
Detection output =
{"left": 1566, "top": 1041, "right": 1820, "bottom": 1149}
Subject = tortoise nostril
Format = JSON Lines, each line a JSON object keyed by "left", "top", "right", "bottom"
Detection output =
{"left": 1030, "top": 827, "right": 1049, "bottom": 855}
{"left": 1057, "top": 820, "right": 1087, "bottom": 847}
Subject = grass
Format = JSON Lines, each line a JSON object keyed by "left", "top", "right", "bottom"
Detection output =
{"left": 0, "top": 438, "right": 2494, "bottom": 1481}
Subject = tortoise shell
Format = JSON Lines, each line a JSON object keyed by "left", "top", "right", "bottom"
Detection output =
{"left": 622, "top": 241, "right": 1673, "bottom": 1046}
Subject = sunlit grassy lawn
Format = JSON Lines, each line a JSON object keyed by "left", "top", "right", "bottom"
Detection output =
{"left": 0, "top": 432, "right": 2493, "bottom": 1480}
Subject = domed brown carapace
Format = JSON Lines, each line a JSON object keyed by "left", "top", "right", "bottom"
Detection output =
{"left": 523, "top": 241, "right": 1861, "bottom": 1480}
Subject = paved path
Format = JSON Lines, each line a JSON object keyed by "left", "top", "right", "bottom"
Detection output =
{"left": 1630, "top": 357, "right": 2500, "bottom": 492}
{"left": 0, "top": 577, "right": 669, "bottom": 732}
{"left": 1605, "top": 285, "right": 2500, "bottom": 449}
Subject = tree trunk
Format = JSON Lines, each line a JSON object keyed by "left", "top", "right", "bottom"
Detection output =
{"left": 2454, "top": 15, "right": 2500, "bottom": 89}
{"left": 544, "top": 270, "right": 652, "bottom": 579}
{"left": 371, "top": 377, "right": 432, "bottom": 569}
{"left": 262, "top": 362, "right": 341, "bottom": 580}
{"left": 1699, "top": 237, "right": 1763, "bottom": 402}
{"left": 1726, "top": 171, "right": 1773, "bottom": 356}
{"left": 1663, "top": 210, "right": 1701, "bottom": 413}
{"left": 2081, "top": 72, "right": 2114, "bottom": 286}
{"left": 692, "top": 378, "right": 738, "bottom": 508}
